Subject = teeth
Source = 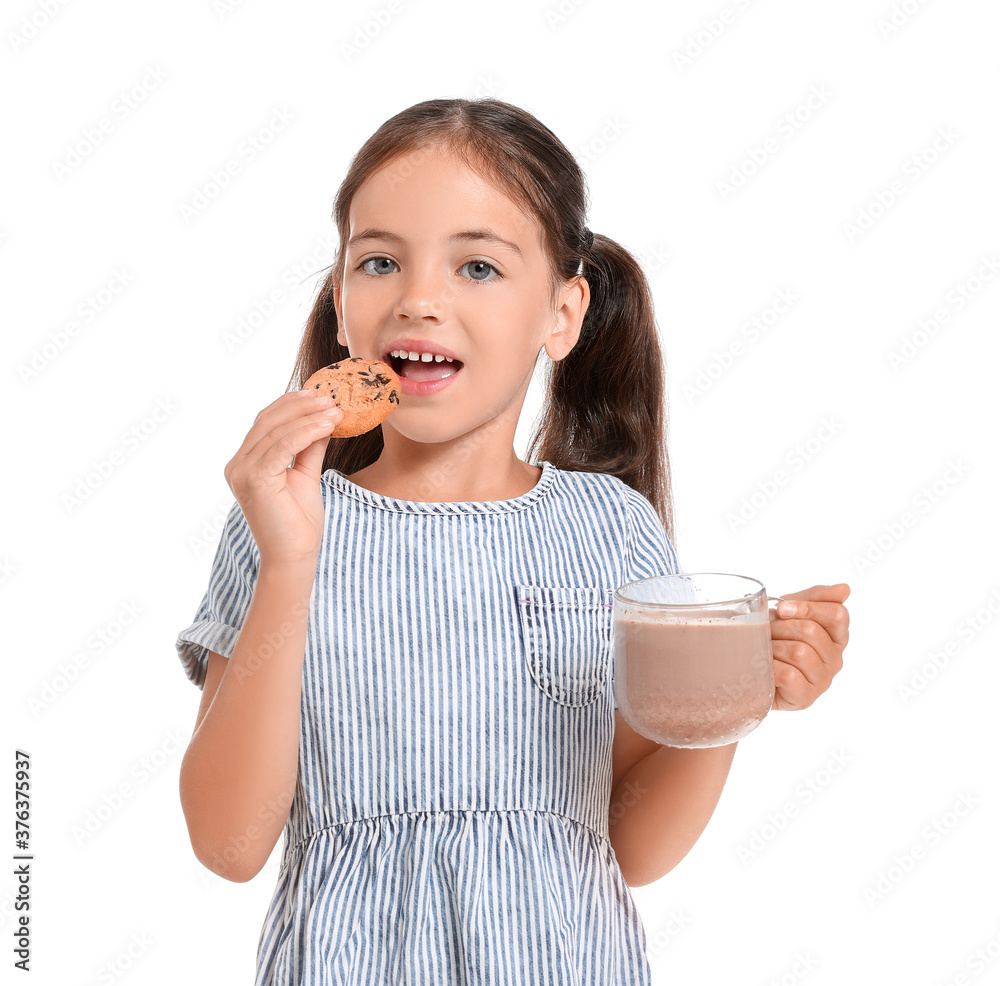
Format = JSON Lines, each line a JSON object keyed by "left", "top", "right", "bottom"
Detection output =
{"left": 390, "top": 349, "right": 455, "bottom": 363}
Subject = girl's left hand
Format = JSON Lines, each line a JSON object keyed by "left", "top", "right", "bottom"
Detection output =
{"left": 769, "top": 583, "right": 851, "bottom": 711}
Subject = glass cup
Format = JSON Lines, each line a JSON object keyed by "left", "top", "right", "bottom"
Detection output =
{"left": 613, "top": 573, "right": 784, "bottom": 748}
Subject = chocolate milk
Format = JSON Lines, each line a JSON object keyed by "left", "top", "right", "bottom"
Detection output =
{"left": 615, "top": 614, "right": 774, "bottom": 747}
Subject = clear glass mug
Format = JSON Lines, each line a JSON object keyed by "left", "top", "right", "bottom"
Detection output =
{"left": 613, "top": 573, "right": 784, "bottom": 748}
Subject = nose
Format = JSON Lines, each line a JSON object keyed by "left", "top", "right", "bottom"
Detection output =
{"left": 392, "top": 263, "right": 462, "bottom": 321}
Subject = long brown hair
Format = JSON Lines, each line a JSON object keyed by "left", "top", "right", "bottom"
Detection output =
{"left": 288, "top": 98, "right": 676, "bottom": 547}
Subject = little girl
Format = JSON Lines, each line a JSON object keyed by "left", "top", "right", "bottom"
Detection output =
{"left": 176, "top": 98, "right": 850, "bottom": 985}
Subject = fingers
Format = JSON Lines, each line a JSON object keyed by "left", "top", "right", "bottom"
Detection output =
{"left": 289, "top": 430, "right": 334, "bottom": 479}
{"left": 227, "top": 391, "right": 343, "bottom": 489}
{"left": 768, "top": 584, "right": 850, "bottom": 711}
{"left": 254, "top": 387, "right": 328, "bottom": 424}
{"left": 772, "top": 612, "right": 843, "bottom": 664}
{"left": 770, "top": 656, "right": 817, "bottom": 711}
{"left": 771, "top": 638, "right": 829, "bottom": 691}
{"left": 240, "top": 391, "right": 339, "bottom": 460}
{"left": 776, "top": 589, "right": 851, "bottom": 648}
{"left": 779, "top": 583, "right": 851, "bottom": 604}
{"left": 246, "top": 409, "right": 343, "bottom": 477}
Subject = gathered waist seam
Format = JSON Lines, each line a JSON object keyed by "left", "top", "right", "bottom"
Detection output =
{"left": 282, "top": 807, "right": 609, "bottom": 859}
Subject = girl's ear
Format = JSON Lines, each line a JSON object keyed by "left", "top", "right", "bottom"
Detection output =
{"left": 545, "top": 275, "right": 589, "bottom": 362}
{"left": 332, "top": 285, "right": 346, "bottom": 348}
{"left": 544, "top": 324, "right": 580, "bottom": 363}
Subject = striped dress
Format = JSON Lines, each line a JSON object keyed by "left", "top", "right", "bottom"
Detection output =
{"left": 175, "top": 460, "right": 679, "bottom": 985}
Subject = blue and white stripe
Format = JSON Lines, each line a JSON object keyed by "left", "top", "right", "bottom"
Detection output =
{"left": 176, "top": 460, "right": 679, "bottom": 985}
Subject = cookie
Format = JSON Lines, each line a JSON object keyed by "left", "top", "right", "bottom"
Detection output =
{"left": 302, "top": 358, "right": 402, "bottom": 438}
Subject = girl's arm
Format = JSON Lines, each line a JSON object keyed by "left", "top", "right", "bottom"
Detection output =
{"left": 608, "top": 743, "right": 737, "bottom": 887}
{"left": 179, "top": 561, "right": 315, "bottom": 882}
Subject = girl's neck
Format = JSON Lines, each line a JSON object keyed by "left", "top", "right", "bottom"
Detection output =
{"left": 345, "top": 457, "right": 543, "bottom": 504}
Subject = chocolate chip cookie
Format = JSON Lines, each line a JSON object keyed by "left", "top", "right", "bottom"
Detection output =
{"left": 302, "top": 358, "right": 401, "bottom": 437}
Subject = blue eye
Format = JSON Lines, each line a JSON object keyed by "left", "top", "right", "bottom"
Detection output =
{"left": 461, "top": 259, "right": 502, "bottom": 284}
{"left": 358, "top": 257, "right": 398, "bottom": 277}
{"left": 355, "top": 257, "right": 504, "bottom": 286}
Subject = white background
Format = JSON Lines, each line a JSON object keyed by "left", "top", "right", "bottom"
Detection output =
{"left": 4, "top": 0, "right": 999, "bottom": 983}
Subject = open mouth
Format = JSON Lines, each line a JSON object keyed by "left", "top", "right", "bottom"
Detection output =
{"left": 387, "top": 352, "right": 465, "bottom": 383}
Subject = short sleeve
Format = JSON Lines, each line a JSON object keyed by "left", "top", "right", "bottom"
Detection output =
{"left": 616, "top": 484, "right": 681, "bottom": 710}
{"left": 175, "top": 500, "right": 260, "bottom": 690}
{"left": 622, "top": 484, "right": 680, "bottom": 586}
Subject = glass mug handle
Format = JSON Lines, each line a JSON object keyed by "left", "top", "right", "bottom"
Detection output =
{"left": 766, "top": 595, "right": 786, "bottom": 621}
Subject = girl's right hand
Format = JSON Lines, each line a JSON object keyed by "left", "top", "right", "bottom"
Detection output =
{"left": 223, "top": 390, "right": 344, "bottom": 569}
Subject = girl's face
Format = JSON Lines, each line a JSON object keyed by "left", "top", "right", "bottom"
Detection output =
{"left": 333, "top": 144, "right": 588, "bottom": 455}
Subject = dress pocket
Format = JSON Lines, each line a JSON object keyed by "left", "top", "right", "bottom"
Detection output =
{"left": 515, "top": 584, "right": 616, "bottom": 707}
